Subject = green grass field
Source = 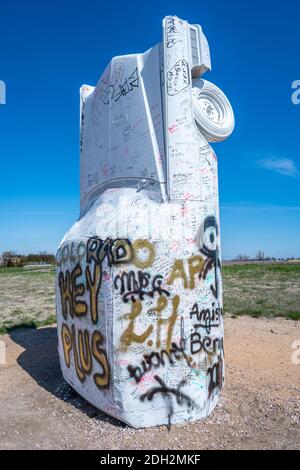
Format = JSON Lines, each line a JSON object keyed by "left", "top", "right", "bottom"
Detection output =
{"left": 0, "top": 266, "right": 56, "bottom": 334}
{"left": 223, "top": 263, "right": 300, "bottom": 320}
{"left": 0, "top": 263, "right": 299, "bottom": 334}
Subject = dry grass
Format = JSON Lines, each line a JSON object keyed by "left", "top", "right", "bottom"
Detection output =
{"left": 0, "top": 267, "right": 56, "bottom": 334}
{"left": 223, "top": 263, "right": 300, "bottom": 320}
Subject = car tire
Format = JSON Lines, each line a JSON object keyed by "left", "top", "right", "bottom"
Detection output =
{"left": 192, "top": 78, "right": 235, "bottom": 142}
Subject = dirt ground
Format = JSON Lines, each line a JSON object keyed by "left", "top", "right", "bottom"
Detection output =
{"left": 0, "top": 316, "right": 299, "bottom": 450}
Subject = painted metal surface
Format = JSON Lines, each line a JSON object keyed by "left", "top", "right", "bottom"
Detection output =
{"left": 56, "top": 15, "right": 234, "bottom": 428}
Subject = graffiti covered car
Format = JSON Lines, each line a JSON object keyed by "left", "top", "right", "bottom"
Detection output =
{"left": 56, "top": 15, "right": 234, "bottom": 428}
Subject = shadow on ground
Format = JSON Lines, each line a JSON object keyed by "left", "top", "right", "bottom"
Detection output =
{"left": 9, "top": 326, "right": 125, "bottom": 428}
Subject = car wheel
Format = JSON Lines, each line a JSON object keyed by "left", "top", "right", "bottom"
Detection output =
{"left": 192, "top": 78, "right": 235, "bottom": 142}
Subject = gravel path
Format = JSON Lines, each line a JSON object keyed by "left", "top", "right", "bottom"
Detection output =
{"left": 0, "top": 316, "right": 299, "bottom": 450}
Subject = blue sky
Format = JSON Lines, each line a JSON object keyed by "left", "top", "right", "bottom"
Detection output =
{"left": 0, "top": 0, "right": 299, "bottom": 259}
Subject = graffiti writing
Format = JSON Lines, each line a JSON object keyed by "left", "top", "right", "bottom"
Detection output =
{"left": 207, "top": 355, "right": 224, "bottom": 397}
{"left": 198, "top": 215, "right": 221, "bottom": 299}
{"left": 57, "top": 237, "right": 132, "bottom": 268}
{"left": 114, "top": 270, "right": 170, "bottom": 302}
{"left": 189, "top": 302, "right": 222, "bottom": 333}
{"left": 102, "top": 67, "right": 139, "bottom": 105}
{"left": 121, "top": 295, "right": 179, "bottom": 351}
{"left": 58, "top": 238, "right": 131, "bottom": 324}
{"left": 61, "top": 323, "right": 110, "bottom": 388}
{"left": 190, "top": 334, "right": 223, "bottom": 356}
{"left": 127, "top": 340, "right": 192, "bottom": 384}
{"left": 140, "top": 375, "right": 194, "bottom": 429}
{"left": 165, "top": 17, "right": 183, "bottom": 48}
{"left": 167, "top": 59, "right": 190, "bottom": 96}
{"left": 166, "top": 255, "right": 205, "bottom": 289}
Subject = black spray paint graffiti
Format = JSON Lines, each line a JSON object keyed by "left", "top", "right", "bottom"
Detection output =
{"left": 58, "top": 237, "right": 140, "bottom": 390}
{"left": 207, "top": 355, "right": 224, "bottom": 397}
{"left": 127, "top": 333, "right": 224, "bottom": 385}
{"left": 167, "top": 59, "right": 190, "bottom": 96}
{"left": 127, "top": 341, "right": 192, "bottom": 384}
{"left": 190, "top": 334, "right": 223, "bottom": 356}
{"left": 57, "top": 237, "right": 132, "bottom": 268}
{"left": 140, "top": 375, "right": 194, "bottom": 429}
{"left": 189, "top": 302, "right": 222, "bottom": 334}
{"left": 165, "top": 17, "right": 183, "bottom": 48}
{"left": 85, "top": 236, "right": 133, "bottom": 267}
{"left": 80, "top": 101, "right": 85, "bottom": 155}
{"left": 114, "top": 270, "right": 170, "bottom": 302}
{"left": 198, "top": 215, "right": 221, "bottom": 299}
{"left": 102, "top": 67, "right": 139, "bottom": 105}
{"left": 58, "top": 237, "right": 132, "bottom": 324}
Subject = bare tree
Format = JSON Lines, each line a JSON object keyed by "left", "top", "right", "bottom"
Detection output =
{"left": 235, "top": 254, "right": 250, "bottom": 261}
{"left": 2, "top": 251, "right": 18, "bottom": 259}
{"left": 256, "top": 250, "right": 265, "bottom": 260}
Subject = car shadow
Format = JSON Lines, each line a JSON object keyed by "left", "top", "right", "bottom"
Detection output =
{"left": 9, "top": 326, "right": 126, "bottom": 428}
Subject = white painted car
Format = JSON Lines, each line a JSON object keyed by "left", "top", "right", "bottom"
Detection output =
{"left": 56, "top": 15, "right": 234, "bottom": 428}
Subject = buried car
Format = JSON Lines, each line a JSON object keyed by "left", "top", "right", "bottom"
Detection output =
{"left": 56, "top": 15, "right": 234, "bottom": 428}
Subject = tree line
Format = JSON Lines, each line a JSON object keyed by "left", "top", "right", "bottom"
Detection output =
{"left": 0, "top": 251, "right": 55, "bottom": 267}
